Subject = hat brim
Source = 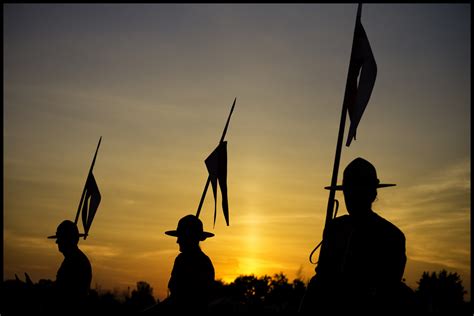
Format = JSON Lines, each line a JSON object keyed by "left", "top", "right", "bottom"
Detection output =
{"left": 165, "top": 230, "right": 215, "bottom": 240}
{"left": 324, "top": 183, "right": 396, "bottom": 191}
{"left": 47, "top": 233, "right": 87, "bottom": 239}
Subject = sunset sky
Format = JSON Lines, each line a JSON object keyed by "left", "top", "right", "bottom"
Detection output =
{"left": 4, "top": 4, "right": 470, "bottom": 300}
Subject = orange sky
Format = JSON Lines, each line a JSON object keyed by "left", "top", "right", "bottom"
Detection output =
{"left": 4, "top": 4, "right": 470, "bottom": 301}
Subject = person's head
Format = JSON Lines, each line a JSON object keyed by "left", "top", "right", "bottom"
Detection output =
{"left": 165, "top": 215, "right": 214, "bottom": 253}
{"left": 48, "top": 220, "right": 81, "bottom": 254}
{"left": 341, "top": 158, "right": 381, "bottom": 217}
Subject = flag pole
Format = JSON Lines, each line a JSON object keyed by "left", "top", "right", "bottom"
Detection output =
{"left": 324, "top": 4, "right": 362, "bottom": 227}
{"left": 74, "top": 136, "right": 102, "bottom": 224}
{"left": 196, "top": 98, "right": 236, "bottom": 218}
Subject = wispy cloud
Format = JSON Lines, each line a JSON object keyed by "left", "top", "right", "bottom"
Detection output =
{"left": 385, "top": 158, "right": 470, "bottom": 273}
{"left": 80, "top": 244, "right": 122, "bottom": 258}
{"left": 4, "top": 230, "right": 52, "bottom": 250}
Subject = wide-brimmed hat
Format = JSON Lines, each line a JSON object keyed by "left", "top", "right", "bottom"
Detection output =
{"left": 324, "top": 157, "right": 395, "bottom": 191}
{"left": 47, "top": 220, "right": 86, "bottom": 239}
{"left": 165, "top": 215, "right": 214, "bottom": 241}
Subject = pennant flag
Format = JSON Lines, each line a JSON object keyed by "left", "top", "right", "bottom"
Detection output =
{"left": 205, "top": 141, "right": 229, "bottom": 226}
{"left": 195, "top": 98, "right": 235, "bottom": 226}
{"left": 345, "top": 5, "right": 377, "bottom": 147}
{"left": 80, "top": 172, "right": 101, "bottom": 239}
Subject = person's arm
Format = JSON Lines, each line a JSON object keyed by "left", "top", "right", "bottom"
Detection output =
{"left": 315, "top": 222, "right": 336, "bottom": 280}
{"left": 396, "top": 233, "right": 407, "bottom": 282}
{"left": 384, "top": 229, "right": 406, "bottom": 285}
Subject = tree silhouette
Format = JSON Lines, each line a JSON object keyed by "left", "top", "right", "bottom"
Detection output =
{"left": 230, "top": 274, "right": 271, "bottom": 310}
{"left": 415, "top": 270, "right": 468, "bottom": 314}
{"left": 207, "top": 273, "right": 307, "bottom": 312}
{"left": 87, "top": 288, "right": 124, "bottom": 314}
{"left": 126, "top": 281, "right": 156, "bottom": 311}
{"left": 266, "top": 273, "right": 306, "bottom": 312}
{"left": 3, "top": 271, "right": 471, "bottom": 314}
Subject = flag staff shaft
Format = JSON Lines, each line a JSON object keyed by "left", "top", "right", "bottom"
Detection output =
{"left": 196, "top": 177, "right": 211, "bottom": 218}
{"left": 196, "top": 98, "right": 236, "bottom": 218}
{"left": 74, "top": 137, "right": 102, "bottom": 224}
{"left": 324, "top": 4, "right": 362, "bottom": 228}
{"left": 324, "top": 99, "right": 347, "bottom": 227}
{"left": 219, "top": 97, "right": 236, "bottom": 143}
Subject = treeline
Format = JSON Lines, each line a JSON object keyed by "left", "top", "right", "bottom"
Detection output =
{"left": 1, "top": 270, "right": 471, "bottom": 314}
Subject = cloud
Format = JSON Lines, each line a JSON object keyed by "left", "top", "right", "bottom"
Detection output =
{"left": 384, "top": 158, "right": 470, "bottom": 274}
{"left": 4, "top": 229, "right": 52, "bottom": 251}
{"left": 134, "top": 249, "right": 176, "bottom": 260}
{"left": 80, "top": 244, "right": 122, "bottom": 258}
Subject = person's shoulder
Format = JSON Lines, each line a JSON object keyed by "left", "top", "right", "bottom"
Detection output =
{"left": 68, "top": 248, "right": 90, "bottom": 264}
{"left": 174, "top": 252, "right": 185, "bottom": 262}
{"left": 202, "top": 251, "right": 213, "bottom": 264}
{"left": 77, "top": 248, "right": 91, "bottom": 264}
{"left": 328, "top": 215, "right": 352, "bottom": 227}
{"left": 176, "top": 250, "right": 214, "bottom": 267}
{"left": 76, "top": 249, "right": 92, "bottom": 272}
{"left": 175, "top": 250, "right": 208, "bottom": 261}
{"left": 172, "top": 252, "right": 187, "bottom": 268}
{"left": 194, "top": 249, "right": 214, "bottom": 268}
{"left": 324, "top": 215, "right": 353, "bottom": 235}
{"left": 372, "top": 212, "right": 405, "bottom": 239}
{"left": 195, "top": 249, "right": 212, "bottom": 262}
